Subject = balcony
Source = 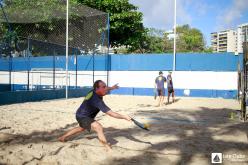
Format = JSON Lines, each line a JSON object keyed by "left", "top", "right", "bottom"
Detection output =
{"left": 219, "top": 37, "right": 227, "bottom": 40}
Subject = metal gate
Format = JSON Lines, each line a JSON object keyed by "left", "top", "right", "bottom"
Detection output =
{"left": 241, "top": 35, "right": 248, "bottom": 121}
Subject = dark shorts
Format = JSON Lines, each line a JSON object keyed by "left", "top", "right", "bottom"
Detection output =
{"left": 168, "top": 87, "right": 174, "bottom": 93}
{"left": 157, "top": 89, "right": 165, "bottom": 96}
{"left": 76, "top": 116, "right": 95, "bottom": 132}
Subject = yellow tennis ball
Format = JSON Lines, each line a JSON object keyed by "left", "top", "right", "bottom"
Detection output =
{"left": 144, "top": 123, "right": 150, "bottom": 128}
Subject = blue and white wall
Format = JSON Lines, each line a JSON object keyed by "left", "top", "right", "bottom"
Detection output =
{"left": 108, "top": 53, "right": 240, "bottom": 98}
{"left": 0, "top": 53, "right": 242, "bottom": 99}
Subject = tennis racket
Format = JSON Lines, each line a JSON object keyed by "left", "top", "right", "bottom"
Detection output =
{"left": 154, "top": 88, "right": 157, "bottom": 100}
{"left": 131, "top": 118, "right": 149, "bottom": 131}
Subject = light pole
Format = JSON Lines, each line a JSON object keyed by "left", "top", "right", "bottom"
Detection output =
{"left": 66, "top": 0, "right": 69, "bottom": 99}
{"left": 173, "top": 0, "right": 176, "bottom": 71}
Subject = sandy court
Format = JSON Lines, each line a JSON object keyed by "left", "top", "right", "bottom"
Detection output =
{"left": 0, "top": 95, "right": 247, "bottom": 165}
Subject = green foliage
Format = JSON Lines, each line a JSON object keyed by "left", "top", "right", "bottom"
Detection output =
{"left": 0, "top": 0, "right": 108, "bottom": 56}
{"left": 203, "top": 46, "right": 213, "bottom": 53}
{"left": 0, "top": 0, "right": 70, "bottom": 42}
{"left": 0, "top": 1, "right": 211, "bottom": 54}
{"left": 142, "top": 28, "right": 165, "bottom": 53}
{"left": 163, "top": 32, "right": 174, "bottom": 53}
{"left": 77, "top": 0, "right": 145, "bottom": 51}
{"left": 136, "top": 25, "right": 208, "bottom": 53}
{"left": 1, "top": 30, "right": 19, "bottom": 55}
{"left": 2, "top": 0, "right": 68, "bottom": 22}
{"left": 176, "top": 24, "right": 205, "bottom": 52}
{"left": 3, "top": 30, "right": 18, "bottom": 45}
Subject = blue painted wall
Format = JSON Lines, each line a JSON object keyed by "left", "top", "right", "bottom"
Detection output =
{"left": 110, "top": 54, "right": 173, "bottom": 71}
{"left": 0, "top": 88, "right": 91, "bottom": 105}
{"left": 0, "top": 53, "right": 241, "bottom": 99}
{"left": 0, "top": 53, "right": 241, "bottom": 72}
{"left": 111, "top": 53, "right": 240, "bottom": 71}
{"left": 175, "top": 53, "right": 240, "bottom": 71}
{"left": 0, "top": 58, "right": 10, "bottom": 71}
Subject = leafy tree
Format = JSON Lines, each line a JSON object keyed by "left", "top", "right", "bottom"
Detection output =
{"left": 141, "top": 28, "right": 165, "bottom": 53}
{"left": 143, "top": 25, "right": 207, "bottom": 53}
{"left": 163, "top": 32, "right": 173, "bottom": 53}
{"left": 0, "top": 0, "right": 111, "bottom": 55}
{"left": 203, "top": 46, "right": 213, "bottom": 53}
{"left": 176, "top": 24, "right": 205, "bottom": 52}
{"left": 77, "top": 0, "right": 146, "bottom": 52}
{"left": 0, "top": 0, "right": 72, "bottom": 54}
{"left": 139, "top": 28, "right": 174, "bottom": 53}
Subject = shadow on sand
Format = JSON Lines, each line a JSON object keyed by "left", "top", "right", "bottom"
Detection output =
{"left": 1, "top": 106, "right": 247, "bottom": 164}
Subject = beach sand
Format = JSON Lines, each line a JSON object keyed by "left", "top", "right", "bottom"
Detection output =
{"left": 0, "top": 95, "right": 247, "bottom": 165}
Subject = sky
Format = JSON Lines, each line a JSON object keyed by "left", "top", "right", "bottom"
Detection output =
{"left": 129, "top": 0, "right": 248, "bottom": 46}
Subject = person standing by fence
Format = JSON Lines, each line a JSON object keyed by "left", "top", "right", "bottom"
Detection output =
{"left": 155, "top": 71, "right": 167, "bottom": 106}
{"left": 167, "top": 71, "right": 175, "bottom": 104}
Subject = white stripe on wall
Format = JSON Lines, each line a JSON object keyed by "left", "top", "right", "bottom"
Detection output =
{"left": 109, "top": 71, "right": 237, "bottom": 90}
{"left": 0, "top": 71, "right": 237, "bottom": 90}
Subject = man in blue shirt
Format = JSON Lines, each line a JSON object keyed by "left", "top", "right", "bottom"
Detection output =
{"left": 58, "top": 80, "right": 131, "bottom": 151}
{"left": 155, "top": 71, "right": 167, "bottom": 106}
{"left": 167, "top": 71, "right": 175, "bottom": 104}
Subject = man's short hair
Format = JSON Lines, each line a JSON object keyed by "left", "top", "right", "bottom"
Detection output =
{"left": 93, "top": 80, "right": 103, "bottom": 90}
{"left": 159, "top": 71, "right": 163, "bottom": 75}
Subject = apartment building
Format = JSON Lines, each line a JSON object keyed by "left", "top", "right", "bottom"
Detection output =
{"left": 211, "top": 23, "right": 248, "bottom": 54}
{"left": 237, "top": 23, "right": 248, "bottom": 54}
{"left": 211, "top": 32, "right": 218, "bottom": 52}
{"left": 211, "top": 29, "right": 237, "bottom": 53}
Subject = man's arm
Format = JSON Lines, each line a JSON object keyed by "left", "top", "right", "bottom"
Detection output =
{"left": 154, "top": 78, "right": 157, "bottom": 89}
{"left": 107, "top": 83, "right": 119, "bottom": 91}
{"left": 106, "top": 110, "right": 131, "bottom": 121}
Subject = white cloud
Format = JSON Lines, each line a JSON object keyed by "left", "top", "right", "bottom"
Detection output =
{"left": 190, "top": 0, "right": 212, "bottom": 16}
{"left": 216, "top": 0, "right": 248, "bottom": 30}
{"left": 133, "top": 0, "right": 193, "bottom": 29}
{"left": 129, "top": 0, "right": 210, "bottom": 30}
{"left": 129, "top": 0, "right": 175, "bottom": 29}
{"left": 177, "top": 0, "right": 193, "bottom": 25}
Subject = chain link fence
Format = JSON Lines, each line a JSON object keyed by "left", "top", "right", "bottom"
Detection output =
{"left": 0, "top": 0, "right": 110, "bottom": 91}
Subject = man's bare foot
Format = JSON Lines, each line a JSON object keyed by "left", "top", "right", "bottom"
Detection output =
{"left": 104, "top": 143, "right": 112, "bottom": 152}
{"left": 58, "top": 136, "right": 66, "bottom": 142}
{"left": 100, "top": 140, "right": 112, "bottom": 151}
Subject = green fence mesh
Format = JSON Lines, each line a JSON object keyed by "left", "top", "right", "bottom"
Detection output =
{"left": 0, "top": 0, "right": 110, "bottom": 92}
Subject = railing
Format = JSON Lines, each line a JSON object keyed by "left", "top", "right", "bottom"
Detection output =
{"left": 0, "top": 70, "right": 108, "bottom": 91}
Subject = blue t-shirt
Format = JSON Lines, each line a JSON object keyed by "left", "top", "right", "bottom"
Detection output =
{"left": 167, "top": 75, "right": 173, "bottom": 88}
{"left": 155, "top": 76, "right": 166, "bottom": 89}
{"left": 76, "top": 90, "right": 110, "bottom": 118}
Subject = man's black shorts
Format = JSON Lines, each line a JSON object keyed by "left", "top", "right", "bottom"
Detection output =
{"left": 76, "top": 116, "right": 95, "bottom": 132}
{"left": 168, "top": 87, "right": 174, "bottom": 93}
{"left": 157, "top": 89, "right": 165, "bottom": 96}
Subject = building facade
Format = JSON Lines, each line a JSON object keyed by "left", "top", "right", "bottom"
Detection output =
{"left": 211, "top": 30, "right": 237, "bottom": 53}
{"left": 211, "top": 23, "right": 248, "bottom": 54}
{"left": 237, "top": 23, "right": 248, "bottom": 54}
